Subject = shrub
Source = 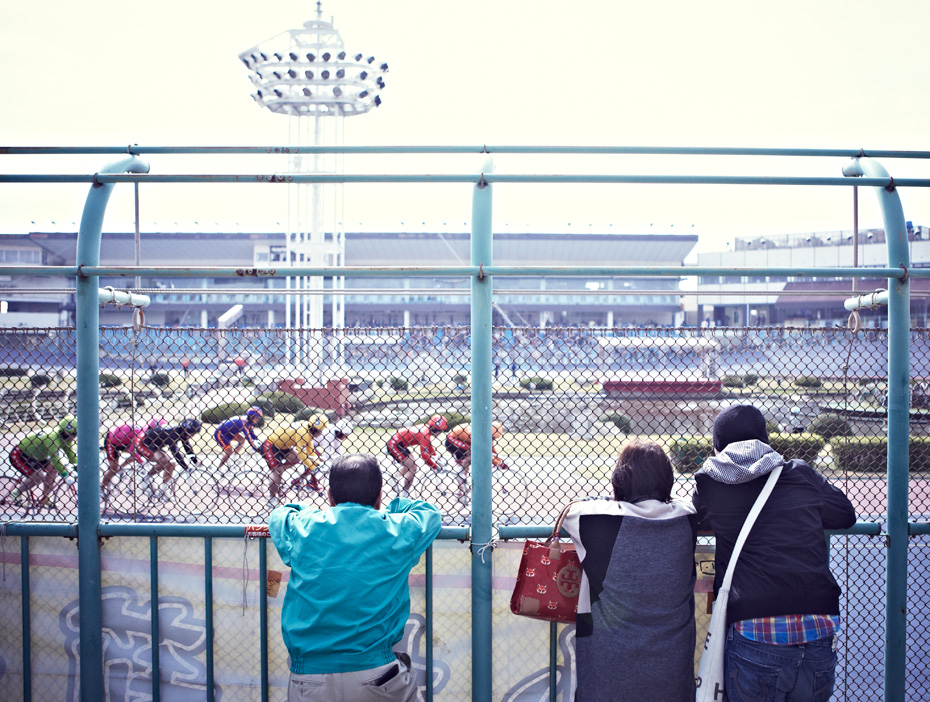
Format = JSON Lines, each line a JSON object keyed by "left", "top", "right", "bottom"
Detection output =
{"left": 293, "top": 406, "right": 328, "bottom": 423}
{"left": 721, "top": 375, "right": 744, "bottom": 388}
{"left": 668, "top": 437, "right": 714, "bottom": 475}
{"left": 254, "top": 391, "right": 307, "bottom": 414}
{"left": 387, "top": 376, "right": 409, "bottom": 391}
{"left": 765, "top": 419, "right": 780, "bottom": 436}
{"left": 742, "top": 373, "right": 759, "bottom": 386}
{"left": 99, "top": 373, "right": 123, "bottom": 388}
{"left": 794, "top": 375, "right": 823, "bottom": 389}
{"left": 0, "top": 367, "right": 28, "bottom": 378}
{"left": 149, "top": 371, "right": 172, "bottom": 388}
{"left": 29, "top": 373, "right": 52, "bottom": 388}
{"left": 806, "top": 413, "right": 853, "bottom": 440}
{"left": 599, "top": 412, "right": 632, "bottom": 434}
{"left": 200, "top": 402, "right": 253, "bottom": 424}
{"left": 519, "top": 376, "right": 554, "bottom": 391}
{"left": 768, "top": 433, "right": 825, "bottom": 466}
{"left": 831, "top": 437, "right": 930, "bottom": 474}
{"left": 416, "top": 411, "right": 469, "bottom": 429}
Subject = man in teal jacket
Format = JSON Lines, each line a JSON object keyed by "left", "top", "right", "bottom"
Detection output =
{"left": 269, "top": 452, "right": 442, "bottom": 701}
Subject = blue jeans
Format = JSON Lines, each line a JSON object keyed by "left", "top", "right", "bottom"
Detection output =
{"left": 725, "top": 628, "right": 837, "bottom": 702}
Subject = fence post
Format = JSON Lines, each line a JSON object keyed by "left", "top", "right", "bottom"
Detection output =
{"left": 470, "top": 156, "right": 494, "bottom": 701}
{"left": 844, "top": 156, "right": 909, "bottom": 702}
{"left": 75, "top": 155, "right": 149, "bottom": 700}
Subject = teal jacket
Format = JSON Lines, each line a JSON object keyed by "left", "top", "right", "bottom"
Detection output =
{"left": 268, "top": 496, "right": 442, "bottom": 674}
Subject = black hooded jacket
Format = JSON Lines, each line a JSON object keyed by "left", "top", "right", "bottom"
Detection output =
{"left": 692, "top": 440, "right": 856, "bottom": 625}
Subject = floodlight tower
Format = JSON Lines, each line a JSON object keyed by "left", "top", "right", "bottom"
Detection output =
{"left": 239, "top": 2, "right": 387, "bottom": 347}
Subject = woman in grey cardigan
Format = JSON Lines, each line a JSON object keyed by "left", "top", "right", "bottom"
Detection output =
{"left": 563, "top": 440, "right": 697, "bottom": 702}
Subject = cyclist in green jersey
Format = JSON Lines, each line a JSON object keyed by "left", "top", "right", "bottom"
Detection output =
{"left": 8, "top": 416, "right": 78, "bottom": 508}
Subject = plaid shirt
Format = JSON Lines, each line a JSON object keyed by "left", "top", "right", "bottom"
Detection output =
{"left": 734, "top": 614, "right": 840, "bottom": 644}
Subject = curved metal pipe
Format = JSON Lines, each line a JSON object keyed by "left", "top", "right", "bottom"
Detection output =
{"left": 844, "top": 156, "right": 909, "bottom": 702}
{"left": 75, "top": 155, "right": 150, "bottom": 701}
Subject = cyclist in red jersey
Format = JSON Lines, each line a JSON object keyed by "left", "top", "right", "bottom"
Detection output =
{"left": 386, "top": 414, "right": 448, "bottom": 497}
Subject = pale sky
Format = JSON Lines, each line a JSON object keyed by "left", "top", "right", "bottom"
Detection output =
{"left": 2, "top": 0, "right": 929, "bottom": 257}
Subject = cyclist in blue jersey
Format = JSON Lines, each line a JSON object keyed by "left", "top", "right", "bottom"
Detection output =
{"left": 214, "top": 406, "right": 264, "bottom": 470}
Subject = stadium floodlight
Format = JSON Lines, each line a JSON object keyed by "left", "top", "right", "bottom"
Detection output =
{"left": 238, "top": 4, "right": 388, "bottom": 339}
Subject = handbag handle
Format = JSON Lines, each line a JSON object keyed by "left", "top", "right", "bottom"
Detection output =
{"left": 545, "top": 500, "right": 580, "bottom": 560}
{"left": 718, "top": 464, "right": 783, "bottom": 592}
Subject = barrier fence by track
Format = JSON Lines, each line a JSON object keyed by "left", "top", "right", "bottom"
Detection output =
{"left": 1, "top": 145, "right": 928, "bottom": 701}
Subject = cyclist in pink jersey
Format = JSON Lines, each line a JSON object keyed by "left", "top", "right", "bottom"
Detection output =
{"left": 101, "top": 419, "right": 164, "bottom": 492}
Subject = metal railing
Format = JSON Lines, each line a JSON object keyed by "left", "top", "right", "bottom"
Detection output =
{"left": 2, "top": 145, "right": 929, "bottom": 701}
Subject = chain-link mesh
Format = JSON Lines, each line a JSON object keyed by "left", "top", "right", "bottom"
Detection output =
{"left": 2, "top": 323, "right": 930, "bottom": 698}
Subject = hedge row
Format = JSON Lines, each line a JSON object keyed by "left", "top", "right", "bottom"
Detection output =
{"left": 670, "top": 434, "right": 826, "bottom": 474}
{"left": 831, "top": 437, "right": 930, "bottom": 473}
{"left": 519, "top": 376, "right": 554, "bottom": 391}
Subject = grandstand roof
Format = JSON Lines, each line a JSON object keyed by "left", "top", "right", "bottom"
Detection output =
{"left": 23, "top": 230, "right": 697, "bottom": 268}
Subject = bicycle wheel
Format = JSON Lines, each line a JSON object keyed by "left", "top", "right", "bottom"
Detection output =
{"left": 492, "top": 468, "right": 530, "bottom": 525}
{"left": 417, "top": 468, "right": 467, "bottom": 521}
{"left": 102, "top": 468, "right": 150, "bottom": 516}
{"left": 224, "top": 469, "right": 270, "bottom": 521}
{"left": 174, "top": 468, "right": 219, "bottom": 518}
{"left": 49, "top": 480, "right": 79, "bottom": 519}
{"left": 0, "top": 475, "right": 34, "bottom": 518}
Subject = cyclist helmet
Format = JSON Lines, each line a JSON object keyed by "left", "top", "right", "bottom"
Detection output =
{"left": 179, "top": 418, "right": 202, "bottom": 436}
{"left": 246, "top": 406, "right": 264, "bottom": 425}
{"left": 334, "top": 419, "right": 353, "bottom": 437}
{"left": 427, "top": 415, "right": 448, "bottom": 434}
{"left": 491, "top": 421, "right": 504, "bottom": 441}
{"left": 58, "top": 415, "right": 78, "bottom": 438}
{"left": 307, "top": 414, "right": 328, "bottom": 434}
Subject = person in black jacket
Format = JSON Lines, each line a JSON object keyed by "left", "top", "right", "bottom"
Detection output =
{"left": 136, "top": 419, "right": 202, "bottom": 500}
{"left": 693, "top": 404, "right": 856, "bottom": 702}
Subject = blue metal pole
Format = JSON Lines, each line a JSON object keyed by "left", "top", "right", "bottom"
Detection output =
{"left": 426, "top": 547, "right": 434, "bottom": 702}
{"left": 205, "top": 537, "right": 215, "bottom": 702}
{"left": 470, "top": 159, "right": 494, "bottom": 702}
{"left": 21, "top": 536, "right": 31, "bottom": 702}
{"left": 844, "top": 157, "right": 909, "bottom": 702}
{"left": 75, "top": 155, "right": 149, "bottom": 701}
{"left": 259, "top": 539, "right": 269, "bottom": 702}
{"left": 150, "top": 536, "right": 160, "bottom": 702}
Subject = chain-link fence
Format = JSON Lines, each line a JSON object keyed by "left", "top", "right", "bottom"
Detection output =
{"left": 2, "top": 323, "right": 929, "bottom": 698}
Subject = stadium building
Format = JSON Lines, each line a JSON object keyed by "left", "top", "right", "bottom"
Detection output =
{"left": 0, "top": 227, "right": 696, "bottom": 328}
{"left": 693, "top": 223, "right": 930, "bottom": 328}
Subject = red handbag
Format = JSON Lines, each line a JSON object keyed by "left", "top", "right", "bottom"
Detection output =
{"left": 509, "top": 501, "right": 582, "bottom": 623}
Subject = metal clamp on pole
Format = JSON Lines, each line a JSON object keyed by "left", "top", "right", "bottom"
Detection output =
{"left": 98, "top": 286, "right": 152, "bottom": 308}
{"left": 843, "top": 289, "right": 888, "bottom": 312}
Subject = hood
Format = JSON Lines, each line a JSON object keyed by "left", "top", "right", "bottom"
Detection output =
{"left": 698, "top": 439, "right": 784, "bottom": 485}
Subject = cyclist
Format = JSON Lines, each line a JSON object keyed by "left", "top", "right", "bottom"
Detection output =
{"left": 262, "top": 414, "right": 328, "bottom": 509}
{"left": 305, "top": 418, "right": 353, "bottom": 477}
{"left": 386, "top": 414, "right": 448, "bottom": 498}
{"left": 135, "top": 418, "right": 202, "bottom": 500}
{"left": 213, "top": 406, "right": 264, "bottom": 470}
{"left": 101, "top": 418, "right": 165, "bottom": 493}
{"left": 443, "top": 421, "right": 508, "bottom": 494}
{"left": 7, "top": 416, "right": 78, "bottom": 508}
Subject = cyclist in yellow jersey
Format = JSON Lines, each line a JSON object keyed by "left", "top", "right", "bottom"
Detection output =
{"left": 261, "top": 415, "right": 327, "bottom": 509}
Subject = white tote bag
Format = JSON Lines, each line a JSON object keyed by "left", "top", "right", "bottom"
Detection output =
{"left": 695, "top": 465, "right": 782, "bottom": 702}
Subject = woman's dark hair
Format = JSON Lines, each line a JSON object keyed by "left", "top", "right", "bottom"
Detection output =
{"left": 329, "top": 453, "right": 383, "bottom": 507}
{"left": 611, "top": 440, "right": 674, "bottom": 504}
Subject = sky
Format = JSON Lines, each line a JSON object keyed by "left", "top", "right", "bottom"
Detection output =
{"left": 1, "top": 0, "right": 929, "bottom": 257}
